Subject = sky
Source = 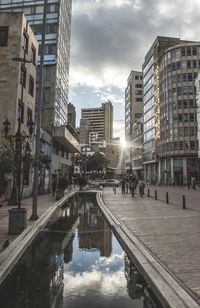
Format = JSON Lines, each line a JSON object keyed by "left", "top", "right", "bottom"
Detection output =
{"left": 68, "top": 0, "right": 200, "bottom": 138}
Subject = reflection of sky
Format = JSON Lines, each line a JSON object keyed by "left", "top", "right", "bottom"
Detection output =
{"left": 65, "top": 230, "right": 124, "bottom": 273}
{"left": 63, "top": 230, "right": 143, "bottom": 308}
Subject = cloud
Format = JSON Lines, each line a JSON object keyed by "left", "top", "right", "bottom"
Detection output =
{"left": 113, "top": 120, "right": 125, "bottom": 138}
{"left": 69, "top": 0, "right": 200, "bottom": 136}
{"left": 63, "top": 253, "right": 127, "bottom": 297}
{"left": 70, "top": 0, "right": 200, "bottom": 90}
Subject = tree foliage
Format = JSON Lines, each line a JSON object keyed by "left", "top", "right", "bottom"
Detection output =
{"left": 86, "top": 152, "right": 108, "bottom": 172}
{"left": 0, "top": 140, "right": 15, "bottom": 174}
{"left": 0, "top": 140, "right": 15, "bottom": 194}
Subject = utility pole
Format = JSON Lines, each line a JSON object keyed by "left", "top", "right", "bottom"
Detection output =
{"left": 30, "top": 0, "right": 47, "bottom": 220}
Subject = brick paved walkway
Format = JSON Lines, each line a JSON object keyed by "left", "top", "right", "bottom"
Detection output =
{"left": 147, "top": 185, "right": 200, "bottom": 211}
{"left": 0, "top": 194, "right": 56, "bottom": 251}
{"left": 102, "top": 187, "right": 200, "bottom": 304}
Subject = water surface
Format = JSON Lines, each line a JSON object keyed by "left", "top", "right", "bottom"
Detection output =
{"left": 0, "top": 194, "right": 162, "bottom": 308}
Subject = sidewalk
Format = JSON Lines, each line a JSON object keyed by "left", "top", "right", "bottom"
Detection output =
{"left": 0, "top": 194, "right": 57, "bottom": 251}
{"left": 102, "top": 187, "right": 200, "bottom": 304}
{"left": 147, "top": 185, "right": 200, "bottom": 211}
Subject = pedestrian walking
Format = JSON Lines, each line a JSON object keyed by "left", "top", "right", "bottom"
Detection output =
{"left": 113, "top": 185, "right": 116, "bottom": 194}
{"left": 125, "top": 179, "right": 129, "bottom": 194}
{"left": 121, "top": 178, "right": 126, "bottom": 194}
{"left": 138, "top": 180, "right": 145, "bottom": 197}
{"left": 52, "top": 179, "right": 57, "bottom": 197}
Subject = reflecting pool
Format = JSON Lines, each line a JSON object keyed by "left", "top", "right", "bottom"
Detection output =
{"left": 0, "top": 194, "right": 162, "bottom": 308}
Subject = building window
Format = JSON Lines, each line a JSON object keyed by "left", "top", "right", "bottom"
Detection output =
{"left": 23, "top": 6, "right": 35, "bottom": 15}
{"left": 29, "top": 75, "right": 34, "bottom": 97}
{"left": 46, "top": 23, "right": 57, "bottom": 34}
{"left": 22, "top": 30, "right": 29, "bottom": 53}
{"left": 20, "top": 66, "right": 26, "bottom": 88}
{"left": 190, "top": 141, "right": 195, "bottom": 150}
{"left": 187, "top": 60, "right": 191, "bottom": 69}
{"left": 45, "top": 44, "right": 56, "bottom": 55}
{"left": 0, "top": 26, "right": 9, "bottom": 47}
{"left": 35, "top": 5, "right": 44, "bottom": 14}
{"left": 190, "top": 113, "right": 194, "bottom": 122}
{"left": 193, "top": 47, "right": 197, "bottom": 55}
{"left": 31, "top": 44, "right": 36, "bottom": 64}
{"left": 31, "top": 24, "right": 42, "bottom": 35}
{"left": 186, "top": 47, "right": 191, "bottom": 56}
{"left": 27, "top": 108, "right": 33, "bottom": 124}
{"left": 18, "top": 101, "right": 24, "bottom": 124}
{"left": 47, "top": 4, "right": 59, "bottom": 13}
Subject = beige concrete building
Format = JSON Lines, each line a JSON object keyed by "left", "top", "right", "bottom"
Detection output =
{"left": 125, "top": 71, "right": 143, "bottom": 172}
{"left": 131, "top": 119, "right": 143, "bottom": 179}
{"left": 0, "top": 12, "right": 38, "bottom": 197}
{"left": 81, "top": 101, "right": 113, "bottom": 143}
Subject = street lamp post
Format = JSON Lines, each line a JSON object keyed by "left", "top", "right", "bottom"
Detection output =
{"left": 30, "top": 0, "right": 47, "bottom": 220}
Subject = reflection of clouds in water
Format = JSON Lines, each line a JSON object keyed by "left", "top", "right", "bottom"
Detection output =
{"left": 64, "top": 269, "right": 126, "bottom": 296}
{"left": 64, "top": 253, "right": 126, "bottom": 296}
{"left": 93, "top": 253, "right": 125, "bottom": 272}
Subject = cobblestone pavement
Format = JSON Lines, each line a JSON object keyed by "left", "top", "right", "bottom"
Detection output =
{"left": 147, "top": 185, "right": 200, "bottom": 211}
{"left": 102, "top": 187, "right": 200, "bottom": 303}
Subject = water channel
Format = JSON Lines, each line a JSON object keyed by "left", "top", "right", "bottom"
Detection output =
{"left": 0, "top": 193, "right": 163, "bottom": 308}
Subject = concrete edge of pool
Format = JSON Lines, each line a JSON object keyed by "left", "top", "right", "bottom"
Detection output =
{"left": 96, "top": 191, "right": 199, "bottom": 308}
{"left": 0, "top": 190, "right": 78, "bottom": 287}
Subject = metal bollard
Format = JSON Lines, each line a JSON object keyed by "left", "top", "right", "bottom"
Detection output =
{"left": 148, "top": 188, "right": 150, "bottom": 197}
{"left": 155, "top": 190, "right": 157, "bottom": 200}
{"left": 182, "top": 195, "right": 186, "bottom": 209}
{"left": 166, "top": 192, "right": 169, "bottom": 204}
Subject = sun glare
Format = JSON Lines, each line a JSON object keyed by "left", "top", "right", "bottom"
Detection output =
{"left": 120, "top": 137, "right": 127, "bottom": 148}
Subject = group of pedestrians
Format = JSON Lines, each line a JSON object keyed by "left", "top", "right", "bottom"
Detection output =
{"left": 120, "top": 176, "right": 145, "bottom": 197}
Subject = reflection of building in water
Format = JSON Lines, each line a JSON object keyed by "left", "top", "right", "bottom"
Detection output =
{"left": 124, "top": 255, "right": 161, "bottom": 307}
{"left": 124, "top": 255, "right": 144, "bottom": 300}
{"left": 71, "top": 194, "right": 112, "bottom": 257}
{"left": 0, "top": 232, "right": 64, "bottom": 307}
{"left": 0, "top": 204, "right": 80, "bottom": 308}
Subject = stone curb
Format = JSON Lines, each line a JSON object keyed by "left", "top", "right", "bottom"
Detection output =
{"left": 0, "top": 190, "right": 77, "bottom": 287}
{"left": 96, "top": 191, "right": 200, "bottom": 308}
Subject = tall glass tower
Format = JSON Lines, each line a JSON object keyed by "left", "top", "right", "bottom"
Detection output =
{"left": 0, "top": 0, "right": 72, "bottom": 132}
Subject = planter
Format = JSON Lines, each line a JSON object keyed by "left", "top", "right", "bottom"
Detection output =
{"left": 8, "top": 208, "right": 27, "bottom": 234}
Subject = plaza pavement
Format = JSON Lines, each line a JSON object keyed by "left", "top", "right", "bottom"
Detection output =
{"left": 0, "top": 184, "right": 199, "bottom": 305}
{"left": 0, "top": 194, "right": 56, "bottom": 251}
{"left": 102, "top": 186, "right": 200, "bottom": 304}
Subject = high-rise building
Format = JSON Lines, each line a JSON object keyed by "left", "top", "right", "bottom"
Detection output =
{"left": 195, "top": 73, "right": 200, "bottom": 159}
{"left": 143, "top": 36, "right": 200, "bottom": 184}
{"left": 0, "top": 12, "right": 38, "bottom": 197}
{"left": 125, "top": 71, "right": 143, "bottom": 173}
{"left": 81, "top": 101, "right": 113, "bottom": 143}
{"left": 0, "top": 0, "right": 80, "bottom": 182}
{"left": 0, "top": 0, "right": 72, "bottom": 131}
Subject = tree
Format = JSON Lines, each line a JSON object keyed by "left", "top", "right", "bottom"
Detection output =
{"left": 0, "top": 140, "right": 15, "bottom": 195}
{"left": 86, "top": 152, "right": 108, "bottom": 172}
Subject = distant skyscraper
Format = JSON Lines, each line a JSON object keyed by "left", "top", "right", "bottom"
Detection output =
{"left": 0, "top": 0, "right": 72, "bottom": 132}
{"left": 81, "top": 101, "right": 113, "bottom": 142}
{"left": 143, "top": 36, "right": 200, "bottom": 184}
{"left": 67, "top": 103, "right": 76, "bottom": 129}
